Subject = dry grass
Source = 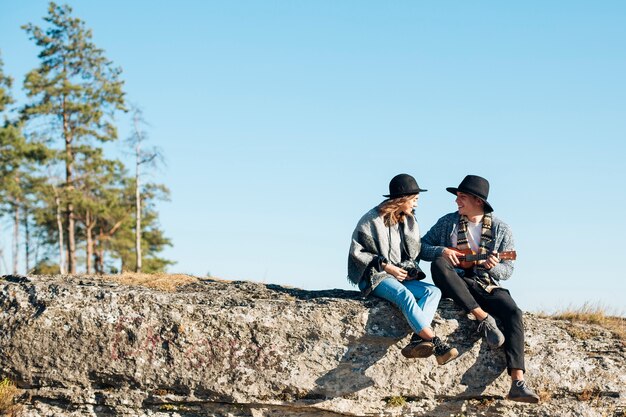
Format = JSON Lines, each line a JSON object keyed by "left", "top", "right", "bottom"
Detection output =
{"left": 385, "top": 395, "right": 407, "bottom": 407}
{"left": 0, "top": 378, "right": 20, "bottom": 416}
{"left": 102, "top": 273, "right": 198, "bottom": 292}
{"left": 470, "top": 397, "right": 496, "bottom": 409}
{"left": 538, "top": 389, "right": 553, "bottom": 403}
{"left": 540, "top": 303, "right": 625, "bottom": 341}
{"left": 577, "top": 387, "right": 601, "bottom": 402}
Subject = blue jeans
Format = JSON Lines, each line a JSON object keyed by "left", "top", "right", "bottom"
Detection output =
{"left": 362, "top": 277, "right": 441, "bottom": 334}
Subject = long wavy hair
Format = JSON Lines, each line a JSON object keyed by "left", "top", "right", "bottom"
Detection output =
{"left": 378, "top": 194, "right": 416, "bottom": 227}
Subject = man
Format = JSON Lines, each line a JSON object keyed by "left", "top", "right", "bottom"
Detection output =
{"left": 420, "top": 175, "right": 540, "bottom": 403}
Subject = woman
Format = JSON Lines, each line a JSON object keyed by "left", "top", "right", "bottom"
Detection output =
{"left": 348, "top": 174, "right": 458, "bottom": 365}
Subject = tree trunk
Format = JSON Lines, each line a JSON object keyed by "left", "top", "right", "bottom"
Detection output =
{"left": 64, "top": 102, "right": 76, "bottom": 274}
{"left": 93, "top": 248, "right": 101, "bottom": 274}
{"left": 13, "top": 202, "right": 19, "bottom": 274}
{"left": 93, "top": 234, "right": 100, "bottom": 274}
{"left": 95, "top": 221, "right": 123, "bottom": 274}
{"left": 67, "top": 204, "right": 76, "bottom": 273}
{"left": 85, "top": 211, "right": 94, "bottom": 274}
{"left": 135, "top": 151, "right": 142, "bottom": 273}
{"left": 96, "top": 247, "right": 104, "bottom": 273}
{"left": 94, "top": 232, "right": 105, "bottom": 274}
{"left": 23, "top": 206, "right": 30, "bottom": 273}
{"left": 53, "top": 185, "right": 66, "bottom": 274}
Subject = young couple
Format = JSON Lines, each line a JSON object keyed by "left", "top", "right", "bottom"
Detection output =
{"left": 347, "top": 173, "right": 540, "bottom": 404}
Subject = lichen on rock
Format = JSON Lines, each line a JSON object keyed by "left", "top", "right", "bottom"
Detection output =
{"left": 0, "top": 275, "right": 624, "bottom": 416}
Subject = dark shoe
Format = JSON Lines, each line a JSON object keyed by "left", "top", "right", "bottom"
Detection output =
{"left": 507, "top": 380, "right": 540, "bottom": 403}
{"left": 432, "top": 336, "right": 459, "bottom": 365}
{"left": 401, "top": 334, "right": 434, "bottom": 358}
{"left": 477, "top": 315, "right": 505, "bottom": 349}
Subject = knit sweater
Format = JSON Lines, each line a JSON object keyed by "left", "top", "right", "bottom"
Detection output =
{"left": 348, "top": 206, "right": 423, "bottom": 295}
{"left": 420, "top": 212, "right": 515, "bottom": 282}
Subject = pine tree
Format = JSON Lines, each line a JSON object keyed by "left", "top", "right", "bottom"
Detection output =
{"left": 72, "top": 148, "right": 126, "bottom": 273}
{"left": 30, "top": 170, "right": 67, "bottom": 274}
{"left": 0, "top": 50, "right": 13, "bottom": 273}
{"left": 0, "top": 123, "right": 49, "bottom": 274}
{"left": 0, "top": 50, "right": 49, "bottom": 274}
{"left": 0, "top": 51, "right": 14, "bottom": 114}
{"left": 108, "top": 179, "right": 173, "bottom": 273}
{"left": 126, "top": 105, "right": 162, "bottom": 272}
{"left": 22, "top": 2, "right": 126, "bottom": 273}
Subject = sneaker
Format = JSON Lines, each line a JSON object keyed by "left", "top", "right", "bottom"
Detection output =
{"left": 507, "top": 379, "right": 540, "bottom": 403}
{"left": 432, "top": 336, "right": 459, "bottom": 365}
{"left": 477, "top": 315, "right": 505, "bottom": 349}
{"left": 401, "top": 333, "right": 434, "bottom": 358}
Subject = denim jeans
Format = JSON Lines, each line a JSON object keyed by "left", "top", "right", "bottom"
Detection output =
{"left": 361, "top": 276, "right": 441, "bottom": 333}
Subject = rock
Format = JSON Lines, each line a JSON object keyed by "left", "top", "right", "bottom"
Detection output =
{"left": 0, "top": 274, "right": 624, "bottom": 416}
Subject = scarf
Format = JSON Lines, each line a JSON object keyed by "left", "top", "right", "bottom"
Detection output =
{"left": 348, "top": 206, "right": 422, "bottom": 296}
{"left": 457, "top": 212, "right": 499, "bottom": 292}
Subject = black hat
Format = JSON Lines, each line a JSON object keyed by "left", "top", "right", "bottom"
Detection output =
{"left": 383, "top": 174, "right": 427, "bottom": 198}
{"left": 446, "top": 175, "right": 493, "bottom": 213}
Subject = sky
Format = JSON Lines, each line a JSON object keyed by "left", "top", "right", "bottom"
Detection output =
{"left": 1, "top": 1, "right": 625, "bottom": 315}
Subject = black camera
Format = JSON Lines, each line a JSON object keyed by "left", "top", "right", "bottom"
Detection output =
{"left": 405, "top": 267, "right": 420, "bottom": 278}
{"left": 397, "top": 260, "right": 425, "bottom": 280}
{"left": 401, "top": 264, "right": 425, "bottom": 280}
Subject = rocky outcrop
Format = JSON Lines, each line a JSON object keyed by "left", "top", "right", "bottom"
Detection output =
{"left": 0, "top": 274, "right": 624, "bottom": 417}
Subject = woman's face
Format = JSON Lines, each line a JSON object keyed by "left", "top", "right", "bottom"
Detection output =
{"left": 401, "top": 194, "right": 419, "bottom": 215}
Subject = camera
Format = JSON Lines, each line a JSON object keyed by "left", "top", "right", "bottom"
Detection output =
{"left": 405, "top": 267, "right": 420, "bottom": 278}
{"left": 398, "top": 260, "right": 426, "bottom": 280}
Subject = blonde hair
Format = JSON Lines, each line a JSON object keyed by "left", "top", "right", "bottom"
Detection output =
{"left": 378, "top": 194, "right": 416, "bottom": 227}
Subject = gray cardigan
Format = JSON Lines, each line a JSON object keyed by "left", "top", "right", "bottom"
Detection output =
{"left": 348, "top": 206, "right": 423, "bottom": 296}
{"left": 420, "top": 212, "right": 515, "bottom": 282}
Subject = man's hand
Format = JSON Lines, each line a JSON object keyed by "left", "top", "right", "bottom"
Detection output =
{"left": 383, "top": 263, "right": 408, "bottom": 281}
{"left": 442, "top": 247, "right": 461, "bottom": 267}
{"left": 480, "top": 252, "right": 500, "bottom": 269}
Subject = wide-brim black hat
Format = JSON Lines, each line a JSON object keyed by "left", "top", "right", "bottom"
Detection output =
{"left": 383, "top": 173, "right": 427, "bottom": 198}
{"left": 446, "top": 175, "right": 493, "bottom": 213}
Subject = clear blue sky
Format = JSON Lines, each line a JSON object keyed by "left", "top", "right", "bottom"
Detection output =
{"left": 1, "top": 1, "right": 625, "bottom": 315}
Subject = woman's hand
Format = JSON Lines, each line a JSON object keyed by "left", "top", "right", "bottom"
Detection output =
{"left": 383, "top": 263, "right": 408, "bottom": 281}
{"left": 442, "top": 247, "right": 460, "bottom": 266}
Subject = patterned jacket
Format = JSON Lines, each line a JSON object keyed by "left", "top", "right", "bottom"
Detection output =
{"left": 420, "top": 212, "right": 515, "bottom": 282}
{"left": 348, "top": 206, "right": 423, "bottom": 296}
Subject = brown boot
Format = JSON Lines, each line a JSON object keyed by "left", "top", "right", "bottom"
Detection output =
{"left": 432, "top": 336, "right": 459, "bottom": 365}
{"left": 401, "top": 334, "right": 435, "bottom": 358}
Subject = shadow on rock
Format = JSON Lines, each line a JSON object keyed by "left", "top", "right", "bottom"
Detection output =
{"left": 307, "top": 298, "right": 409, "bottom": 400}
{"left": 459, "top": 340, "right": 507, "bottom": 396}
{"left": 436, "top": 299, "right": 507, "bottom": 394}
{"left": 264, "top": 284, "right": 363, "bottom": 301}
{"left": 427, "top": 299, "right": 507, "bottom": 416}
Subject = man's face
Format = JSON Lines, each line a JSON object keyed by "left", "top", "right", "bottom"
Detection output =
{"left": 455, "top": 192, "right": 482, "bottom": 216}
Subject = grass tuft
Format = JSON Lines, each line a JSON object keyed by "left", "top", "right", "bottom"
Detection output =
{"left": 539, "top": 302, "right": 625, "bottom": 341}
{"left": 102, "top": 273, "right": 198, "bottom": 292}
{"left": 0, "top": 377, "right": 20, "bottom": 416}
{"left": 386, "top": 395, "right": 407, "bottom": 407}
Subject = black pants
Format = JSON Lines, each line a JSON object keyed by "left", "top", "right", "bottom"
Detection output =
{"left": 431, "top": 256, "right": 525, "bottom": 373}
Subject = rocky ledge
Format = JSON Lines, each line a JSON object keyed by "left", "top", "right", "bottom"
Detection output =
{"left": 0, "top": 275, "right": 624, "bottom": 417}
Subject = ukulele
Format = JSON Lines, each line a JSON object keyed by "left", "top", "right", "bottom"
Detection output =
{"left": 448, "top": 247, "right": 517, "bottom": 269}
